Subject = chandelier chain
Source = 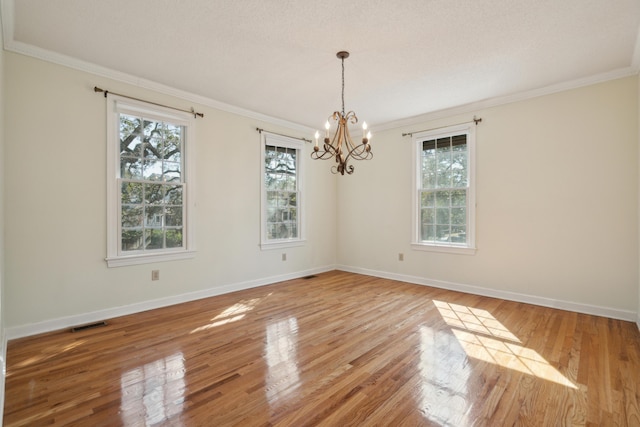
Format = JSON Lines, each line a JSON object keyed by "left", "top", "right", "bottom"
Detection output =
{"left": 341, "top": 56, "right": 345, "bottom": 116}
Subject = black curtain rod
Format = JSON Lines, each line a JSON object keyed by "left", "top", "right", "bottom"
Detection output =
{"left": 402, "top": 116, "right": 482, "bottom": 137}
{"left": 256, "top": 127, "right": 312, "bottom": 143}
{"left": 94, "top": 86, "right": 204, "bottom": 118}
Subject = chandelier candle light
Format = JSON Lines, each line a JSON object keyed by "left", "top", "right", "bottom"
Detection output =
{"left": 312, "top": 51, "right": 372, "bottom": 175}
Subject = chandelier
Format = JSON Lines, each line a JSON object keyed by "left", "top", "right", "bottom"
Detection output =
{"left": 312, "top": 51, "right": 372, "bottom": 175}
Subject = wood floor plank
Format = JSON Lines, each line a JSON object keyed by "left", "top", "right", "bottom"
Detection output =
{"left": 4, "top": 270, "right": 640, "bottom": 426}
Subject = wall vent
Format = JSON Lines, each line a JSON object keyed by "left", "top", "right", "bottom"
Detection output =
{"left": 70, "top": 321, "right": 108, "bottom": 333}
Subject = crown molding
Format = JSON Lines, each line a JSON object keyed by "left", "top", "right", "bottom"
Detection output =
{"left": 2, "top": 0, "right": 638, "bottom": 134}
{"left": 0, "top": 0, "right": 313, "bottom": 134}
{"left": 375, "top": 66, "right": 639, "bottom": 132}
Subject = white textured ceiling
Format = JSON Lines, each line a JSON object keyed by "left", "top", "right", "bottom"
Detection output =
{"left": 2, "top": 0, "right": 640, "bottom": 129}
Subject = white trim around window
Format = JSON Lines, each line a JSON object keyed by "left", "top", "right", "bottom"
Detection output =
{"left": 260, "top": 132, "right": 306, "bottom": 250}
{"left": 106, "top": 94, "right": 196, "bottom": 267}
{"left": 411, "top": 123, "right": 476, "bottom": 255}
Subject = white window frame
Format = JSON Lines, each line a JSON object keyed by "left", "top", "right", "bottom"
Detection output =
{"left": 260, "top": 132, "right": 305, "bottom": 250}
{"left": 106, "top": 94, "right": 196, "bottom": 267}
{"left": 411, "top": 123, "right": 476, "bottom": 255}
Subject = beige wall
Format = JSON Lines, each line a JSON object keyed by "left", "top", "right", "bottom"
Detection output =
{"left": 0, "top": 15, "right": 6, "bottom": 418}
{"left": 4, "top": 52, "right": 337, "bottom": 330}
{"left": 338, "top": 76, "right": 639, "bottom": 316}
{"left": 3, "top": 50, "right": 640, "bottom": 332}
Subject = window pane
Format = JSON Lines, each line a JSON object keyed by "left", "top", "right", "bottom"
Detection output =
{"left": 145, "top": 184, "right": 164, "bottom": 204}
{"left": 121, "top": 157, "right": 142, "bottom": 179}
{"left": 121, "top": 182, "right": 143, "bottom": 204}
{"left": 145, "top": 206, "right": 163, "bottom": 227}
{"left": 421, "top": 223, "right": 435, "bottom": 241}
{"left": 143, "top": 159, "right": 163, "bottom": 181}
{"left": 275, "top": 223, "right": 291, "bottom": 239}
{"left": 145, "top": 229, "right": 164, "bottom": 250}
{"left": 422, "top": 153, "right": 436, "bottom": 189}
{"left": 120, "top": 115, "right": 143, "bottom": 155}
{"left": 145, "top": 138, "right": 162, "bottom": 160}
{"left": 165, "top": 206, "right": 183, "bottom": 227}
{"left": 451, "top": 190, "right": 466, "bottom": 207}
{"left": 436, "top": 146, "right": 451, "bottom": 188}
{"left": 435, "top": 190, "right": 451, "bottom": 207}
{"left": 122, "top": 230, "right": 143, "bottom": 251}
{"left": 266, "top": 191, "right": 277, "bottom": 208}
{"left": 436, "top": 208, "right": 450, "bottom": 224}
{"left": 122, "top": 206, "right": 143, "bottom": 228}
{"left": 421, "top": 191, "right": 435, "bottom": 208}
{"left": 163, "top": 161, "right": 181, "bottom": 182}
{"left": 267, "top": 223, "right": 277, "bottom": 240}
{"left": 166, "top": 229, "right": 183, "bottom": 248}
{"left": 451, "top": 207, "right": 466, "bottom": 225}
{"left": 436, "top": 225, "right": 451, "bottom": 242}
{"left": 451, "top": 226, "right": 466, "bottom": 243}
{"left": 164, "top": 147, "right": 181, "bottom": 163}
{"left": 163, "top": 124, "right": 182, "bottom": 161}
{"left": 421, "top": 208, "right": 434, "bottom": 225}
{"left": 164, "top": 185, "right": 183, "bottom": 204}
{"left": 451, "top": 151, "right": 467, "bottom": 187}
{"left": 281, "top": 193, "right": 290, "bottom": 208}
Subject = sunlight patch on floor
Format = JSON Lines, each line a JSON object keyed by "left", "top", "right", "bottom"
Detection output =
{"left": 11, "top": 339, "right": 88, "bottom": 371}
{"left": 434, "top": 300, "right": 521, "bottom": 342}
{"left": 190, "top": 297, "right": 264, "bottom": 334}
{"left": 434, "top": 300, "right": 576, "bottom": 389}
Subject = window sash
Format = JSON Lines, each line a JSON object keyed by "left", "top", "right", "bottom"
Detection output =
{"left": 261, "top": 133, "right": 304, "bottom": 249}
{"left": 412, "top": 124, "right": 475, "bottom": 253}
{"left": 106, "top": 94, "right": 196, "bottom": 267}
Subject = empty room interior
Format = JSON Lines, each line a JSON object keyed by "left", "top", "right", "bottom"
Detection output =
{"left": 1, "top": 0, "right": 640, "bottom": 425}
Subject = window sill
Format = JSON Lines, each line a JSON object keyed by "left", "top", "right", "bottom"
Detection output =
{"left": 411, "top": 243, "right": 476, "bottom": 255}
{"left": 106, "top": 250, "right": 196, "bottom": 267}
{"left": 260, "top": 239, "right": 306, "bottom": 251}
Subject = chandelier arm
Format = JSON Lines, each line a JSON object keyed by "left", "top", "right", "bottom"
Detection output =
{"left": 311, "top": 51, "right": 372, "bottom": 175}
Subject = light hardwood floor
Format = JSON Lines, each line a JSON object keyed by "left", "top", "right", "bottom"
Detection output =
{"left": 4, "top": 271, "right": 640, "bottom": 426}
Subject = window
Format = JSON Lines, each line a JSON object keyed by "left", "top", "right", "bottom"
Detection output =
{"left": 106, "top": 95, "right": 196, "bottom": 267}
{"left": 261, "top": 132, "right": 305, "bottom": 249}
{"left": 412, "top": 123, "right": 475, "bottom": 254}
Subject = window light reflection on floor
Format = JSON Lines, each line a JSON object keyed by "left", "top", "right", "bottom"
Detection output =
{"left": 265, "top": 317, "right": 300, "bottom": 405}
{"left": 120, "top": 352, "right": 186, "bottom": 426}
{"left": 433, "top": 300, "right": 576, "bottom": 389}
{"left": 419, "top": 325, "right": 472, "bottom": 426}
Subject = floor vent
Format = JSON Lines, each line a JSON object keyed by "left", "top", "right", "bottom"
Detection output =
{"left": 302, "top": 275, "right": 317, "bottom": 280}
{"left": 71, "top": 321, "right": 108, "bottom": 333}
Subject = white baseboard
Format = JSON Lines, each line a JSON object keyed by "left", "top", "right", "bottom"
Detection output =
{"left": 6, "top": 264, "right": 638, "bottom": 339}
{"left": 337, "top": 265, "right": 638, "bottom": 322}
{"left": 6, "top": 265, "right": 336, "bottom": 340}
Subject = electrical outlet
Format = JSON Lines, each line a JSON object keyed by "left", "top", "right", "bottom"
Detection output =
{"left": 282, "top": 253, "right": 287, "bottom": 261}
{"left": 398, "top": 253, "right": 404, "bottom": 261}
{"left": 151, "top": 270, "right": 160, "bottom": 281}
